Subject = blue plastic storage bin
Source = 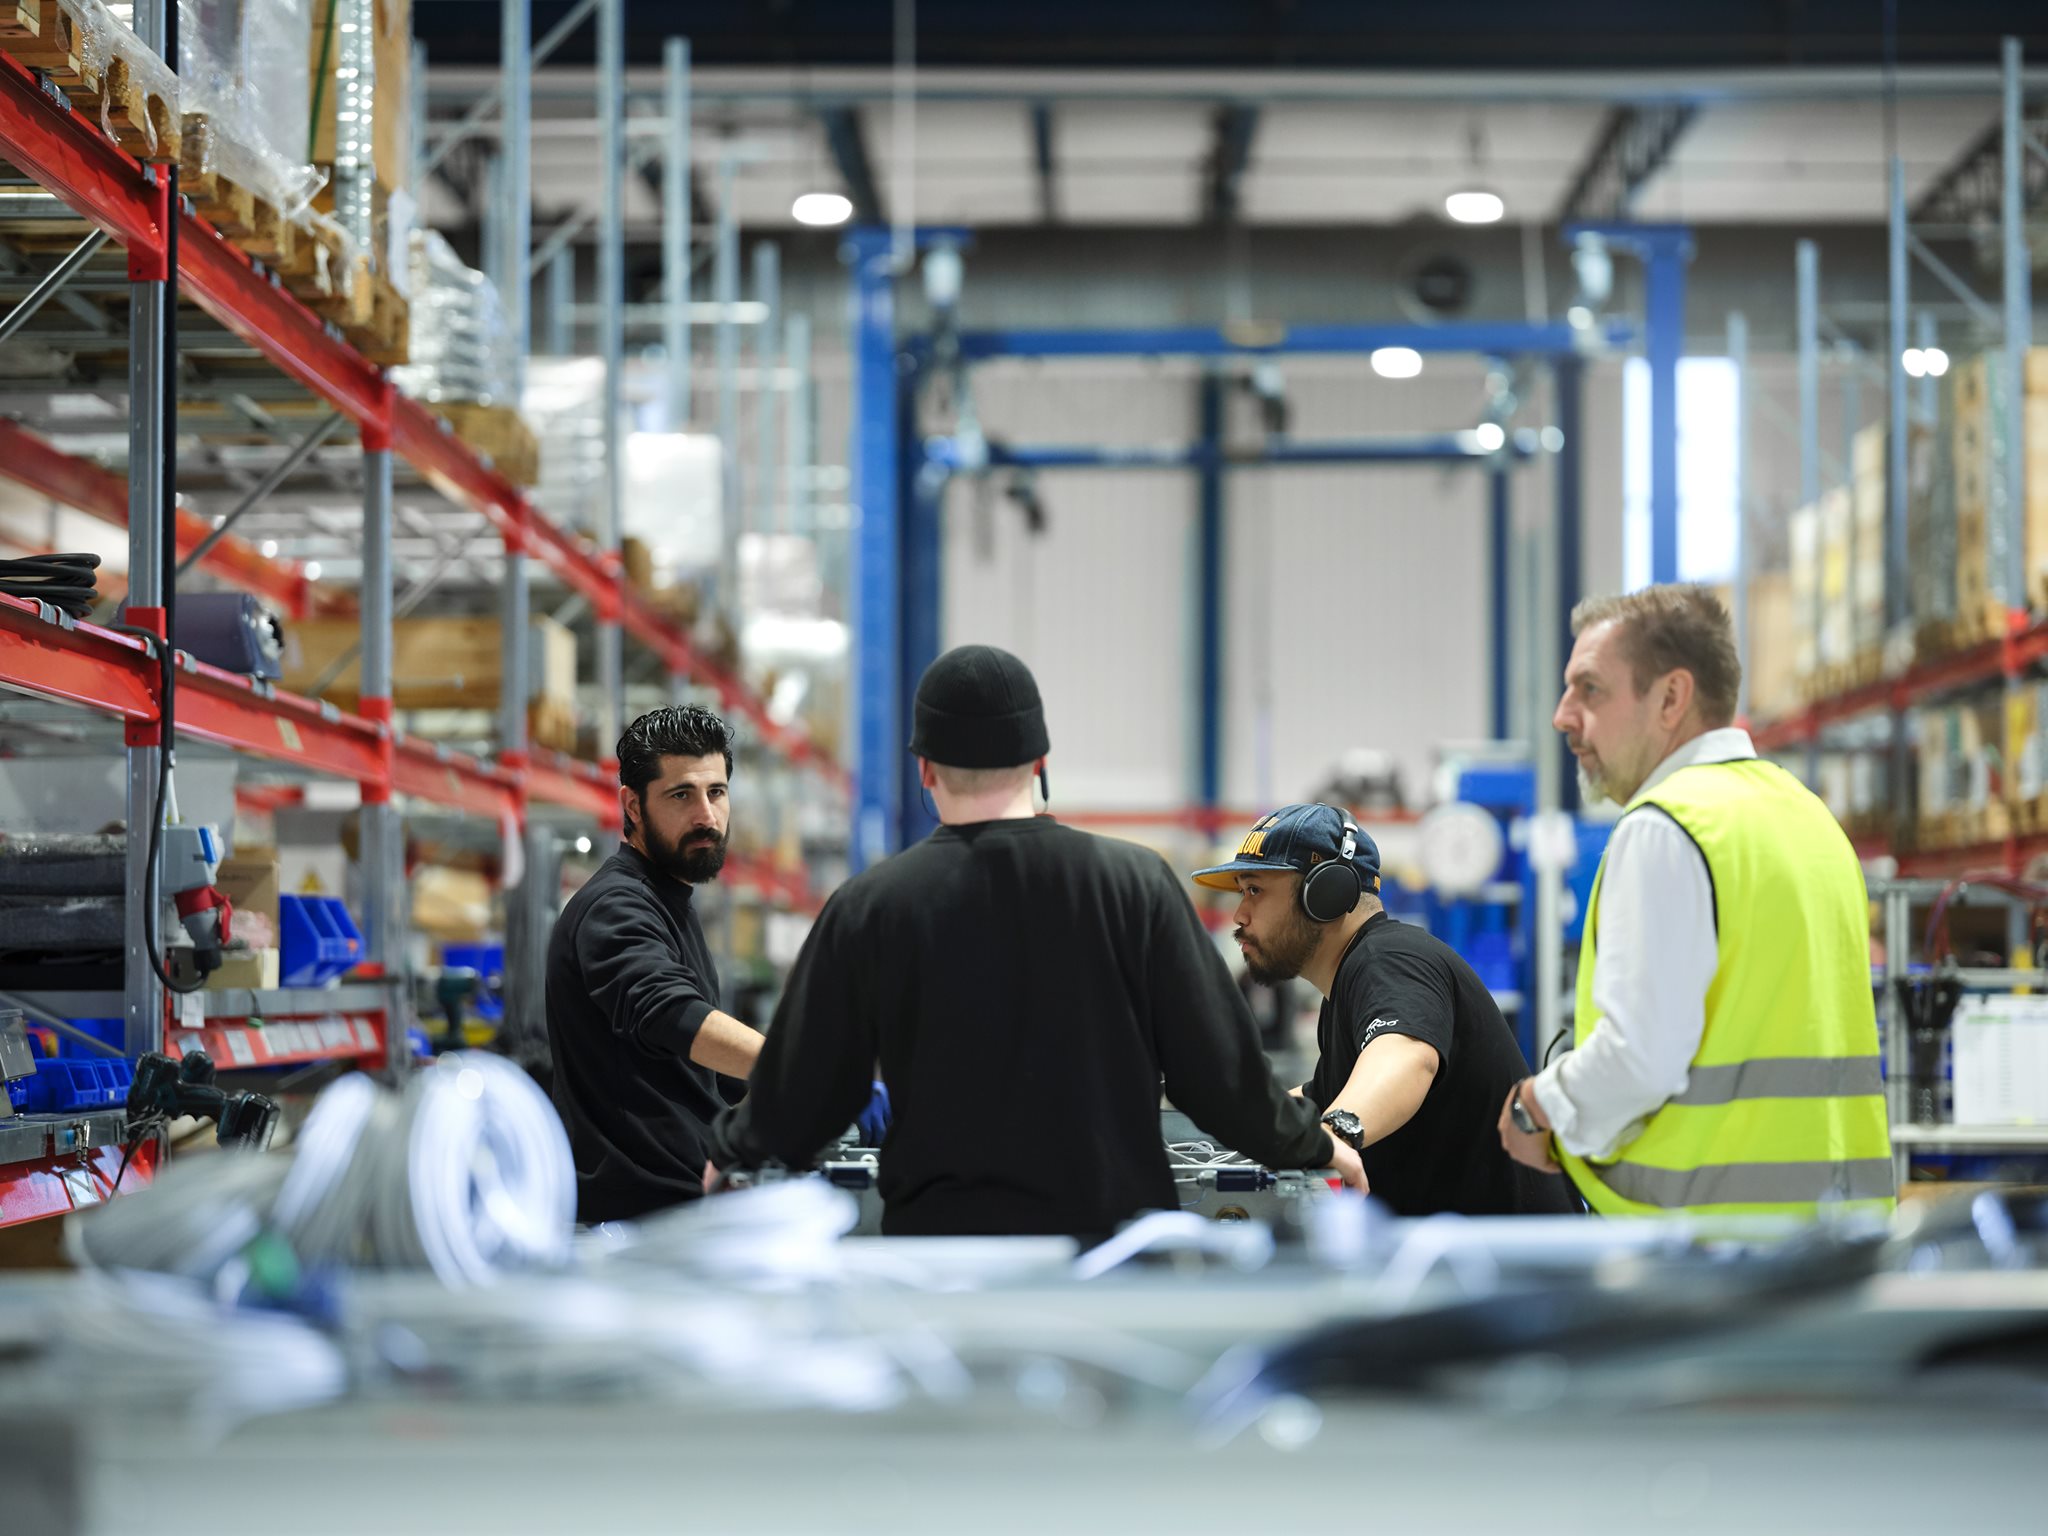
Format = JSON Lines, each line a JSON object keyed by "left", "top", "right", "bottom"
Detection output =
{"left": 279, "top": 894, "right": 363, "bottom": 986}
{"left": 13, "top": 1054, "right": 134, "bottom": 1114}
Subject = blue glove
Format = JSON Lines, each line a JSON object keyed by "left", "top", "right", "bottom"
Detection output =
{"left": 854, "top": 1081, "right": 891, "bottom": 1147}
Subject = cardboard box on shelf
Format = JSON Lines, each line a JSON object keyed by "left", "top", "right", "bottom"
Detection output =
{"left": 280, "top": 615, "right": 575, "bottom": 713}
{"left": 1790, "top": 501, "right": 1820, "bottom": 680}
{"left": 1818, "top": 485, "right": 1853, "bottom": 668}
{"left": 208, "top": 849, "right": 283, "bottom": 992}
{"left": 1743, "top": 571, "right": 1800, "bottom": 721}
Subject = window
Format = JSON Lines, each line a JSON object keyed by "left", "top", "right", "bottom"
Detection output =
{"left": 1622, "top": 356, "right": 1739, "bottom": 592}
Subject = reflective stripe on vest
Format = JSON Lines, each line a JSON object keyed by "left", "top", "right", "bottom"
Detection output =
{"left": 1597, "top": 1157, "right": 1896, "bottom": 1210}
{"left": 1561, "top": 758, "right": 1895, "bottom": 1220}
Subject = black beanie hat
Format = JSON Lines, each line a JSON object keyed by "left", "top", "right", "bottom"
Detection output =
{"left": 908, "top": 644, "right": 1050, "bottom": 768}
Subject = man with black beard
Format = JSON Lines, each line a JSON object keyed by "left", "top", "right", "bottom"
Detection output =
{"left": 544, "top": 705, "right": 775, "bottom": 1222}
{"left": 1193, "top": 804, "right": 1577, "bottom": 1217}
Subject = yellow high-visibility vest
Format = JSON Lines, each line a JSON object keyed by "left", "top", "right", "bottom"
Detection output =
{"left": 1558, "top": 758, "right": 1895, "bottom": 1218}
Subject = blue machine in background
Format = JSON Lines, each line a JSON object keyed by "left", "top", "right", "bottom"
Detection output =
{"left": 1383, "top": 762, "right": 1611, "bottom": 1065}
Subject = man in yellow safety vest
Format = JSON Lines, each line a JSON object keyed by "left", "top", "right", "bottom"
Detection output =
{"left": 1496, "top": 584, "right": 1894, "bottom": 1218}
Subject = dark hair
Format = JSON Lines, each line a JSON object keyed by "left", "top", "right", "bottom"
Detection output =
{"left": 617, "top": 706, "right": 735, "bottom": 835}
{"left": 1571, "top": 583, "right": 1742, "bottom": 728}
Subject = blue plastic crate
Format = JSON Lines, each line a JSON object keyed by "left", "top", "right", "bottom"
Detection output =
{"left": 280, "top": 894, "right": 363, "bottom": 987}
{"left": 14, "top": 1055, "right": 134, "bottom": 1114}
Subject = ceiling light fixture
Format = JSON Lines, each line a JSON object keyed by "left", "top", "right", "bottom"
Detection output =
{"left": 1370, "top": 347, "right": 1424, "bottom": 380}
{"left": 1445, "top": 189, "right": 1506, "bottom": 225}
{"left": 1474, "top": 422, "right": 1507, "bottom": 453}
{"left": 260, "top": 540, "right": 279, "bottom": 558}
{"left": 792, "top": 192, "right": 854, "bottom": 227}
{"left": 303, "top": 560, "right": 323, "bottom": 581}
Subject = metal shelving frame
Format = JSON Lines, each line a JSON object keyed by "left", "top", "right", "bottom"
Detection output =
{"left": 1749, "top": 37, "right": 2038, "bottom": 881}
{"left": 0, "top": 4, "right": 843, "bottom": 1218}
{"left": 1876, "top": 877, "right": 2048, "bottom": 1189}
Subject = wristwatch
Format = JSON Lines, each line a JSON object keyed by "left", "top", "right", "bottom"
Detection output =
{"left": 1320, "top": 1108, "right": 1365, "bottom": 1153}
{"left": 1509, "top": 1086, "right": 1543, "bottom": 1137}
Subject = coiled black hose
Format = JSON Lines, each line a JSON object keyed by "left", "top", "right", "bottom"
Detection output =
{"left": 0, "top": 552, "right": 100, "bottom": 618}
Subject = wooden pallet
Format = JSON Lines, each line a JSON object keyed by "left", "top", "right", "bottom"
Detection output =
{"left": 2011, "top": 792, "right": 2048, "bottom": 837}
{"left": 528, "top": 696, "right": 577, "bottom": 754}
{"left": 1798, "top": 647, "right": 1886, "bottom": 703}
{"left": 1917, "top": 596, "right": 2011, "bottom": 661}
{"left": 431, "top": 402, "right": 540, "bottom": 487}
{"left": 341, "top": 267, "right": 409, "bottom": 367}
{"left": 0, "top": 3, "right": 179, "bottom": 163}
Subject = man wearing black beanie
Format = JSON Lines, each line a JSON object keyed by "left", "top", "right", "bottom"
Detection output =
{"left": 711, "top": 644, "right": 1367, "bottom": 1239}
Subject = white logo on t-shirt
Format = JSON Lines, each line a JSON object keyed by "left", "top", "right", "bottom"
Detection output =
{"left": 1360, "top": 1017, "right": 1400, "bottom": 1049}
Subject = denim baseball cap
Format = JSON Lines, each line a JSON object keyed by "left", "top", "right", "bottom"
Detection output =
{"left": 1190, "top": 803, "right": 1381, "bottom": 892}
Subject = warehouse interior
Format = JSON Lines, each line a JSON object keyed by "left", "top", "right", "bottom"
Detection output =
{"left": 3, "top": 2, "right": 2048, "bottom": 1527}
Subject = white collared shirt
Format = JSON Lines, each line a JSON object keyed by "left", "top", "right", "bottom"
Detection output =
{"left": 1528, "top": 727, "right": 1757, "bottom": 1161}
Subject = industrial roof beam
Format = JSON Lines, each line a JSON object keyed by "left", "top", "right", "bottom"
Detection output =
{"left": 821, "top": 105, "right": 886, "bottom": 225}
{"left": 1910, "top": 93, "right": 2048, "bottom": 225}
{"left": 1555, "top": 103, "right": 1696, "bottom": 223}
{"left": 1203, "top": 104, "right": 1258, "bottom": 225}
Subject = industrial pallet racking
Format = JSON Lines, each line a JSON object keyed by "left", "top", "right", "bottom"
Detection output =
{"left": 0, "top": 15, "right": 842, "bottom": 1226}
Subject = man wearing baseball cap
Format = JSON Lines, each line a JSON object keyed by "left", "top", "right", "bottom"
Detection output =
{"left": 711, "top": 644, "right": 1367, "bottom": 1239}
{"left": 1194, "top": 804, "right": 1577, "bottom": 1216}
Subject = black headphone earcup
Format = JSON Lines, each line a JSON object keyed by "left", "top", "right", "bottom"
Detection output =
{"left": 1301, "top": 861, "right": 1362, "bottom": 924}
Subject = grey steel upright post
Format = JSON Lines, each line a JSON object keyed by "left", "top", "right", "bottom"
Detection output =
{"left": 502, "top": 0, "right": 532, "bottom": 375}
{"left": 499, "top": 0, "right": 533, "bottom": 760}
{"left": 1796, "top": 238, "right": 1822, "bottom": 787}
{"left": 1916, "top": 310, "right": 1939, "bottom": 425}
{"left": 123, "top": 0, "right": 170, "bottom": 1056}
{"left": 716, "top": 153, "right": 741, "bottom": 609}
{"left": 785, "top": 311, "right": 812, "bottom": 537}
{"left": 1729, "top": 310, "right": 1750, "bottom": 719}
{"left": 359, "top": 445, "right": 409, "bottom": 1073}
{"left": 2003, "top": 37, "right": 2031, "bottom": 613}
{"left": 753, "top": 241, "right": 781, "bottom": 535}
{"left": 547, "top": 247, "right": 574, "bottom": 355}
{"left": 663, "top": 36, "right": 692, "bottom": 431}
{"left": 598, "top": 0, "right": 626, "bottom": 749}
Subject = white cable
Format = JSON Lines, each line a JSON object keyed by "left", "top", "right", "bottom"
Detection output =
{"left": 1073, "top": 1210, "right": 1276, "bottom": 1281}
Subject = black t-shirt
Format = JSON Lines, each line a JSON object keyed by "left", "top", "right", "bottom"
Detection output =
{"left": 1303, "top": 911, "right": 1578, "bottom": 1217}
{"left": 544, "top": 845, "right": 742, "bottom": 1224}
{"left": 710, "top": 816, "right": 1329, "bottom": 1239}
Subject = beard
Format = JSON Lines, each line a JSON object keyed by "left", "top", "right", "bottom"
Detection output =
{"left": 645, "top": 822, "right": 728, "bottom": 882}
{"left": 1240, "top": 903, "right": 1323, "bottom": 986}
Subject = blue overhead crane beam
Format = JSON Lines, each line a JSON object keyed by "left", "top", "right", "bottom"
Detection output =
{"left": 939, "top": 320, "right": 1629, "bottom": 362}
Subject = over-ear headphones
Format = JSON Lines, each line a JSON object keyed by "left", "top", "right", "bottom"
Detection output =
{"left": 1300, "top": 805, "right": 1367, "bottom": 923}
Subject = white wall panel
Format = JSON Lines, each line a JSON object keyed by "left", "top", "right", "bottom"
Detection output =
{"left": 940, "top": 362, "right": 1197, "bottom": 809}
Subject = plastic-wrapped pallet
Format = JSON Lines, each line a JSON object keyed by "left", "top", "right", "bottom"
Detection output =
{"left": 177, "top": 0, "right": 326, "bottom": 221}
{"left": 392, "top": 231, "right": 541, "bottom": 485}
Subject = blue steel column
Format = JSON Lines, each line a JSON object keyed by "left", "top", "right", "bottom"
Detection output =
{"left": 1196, "top": 371, "right": 1225, "bottom": 808}
{"left": 849, "top": 228, "right": 902, "bottom": 868}
{"left": 1488, "top": 467, "right": 1510, "bottom": 740}
{"left": 1643, "top": 239, "right": 1687, "bottom": 586}
{"left": 899, "top": 394, "right": 941, "bottom": 847}
{"left": 1553, "top": 354, "right": 1584, "bottom": 814}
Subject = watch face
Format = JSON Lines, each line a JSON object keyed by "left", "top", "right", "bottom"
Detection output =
{"left": 1510, "top": 1095, "right": 1540, "bottom": 1136}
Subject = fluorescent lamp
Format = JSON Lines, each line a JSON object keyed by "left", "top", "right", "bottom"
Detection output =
{"left": 1475, "top": 422, "right": 1506, "bottom": 452}
{"left": 1902, "top": 349, "right": 1927, "bottom": 378}
{"left": 791, "top": 192, "right": 854, "bottom": 227}
{"left": 1924, "top": 347, "right": 1950, "bottom": 377}
{"left": 1445, "top": 189, "right": 1505, "bottom": 225}
{"left": 1370, "top": 347, "right": 1424, "bottom": 380}
{"left": 261, "top": 540, "right": 279, "bottom": 557}
{"left": 303, "top": 560, "right": 323, "bottom": 580}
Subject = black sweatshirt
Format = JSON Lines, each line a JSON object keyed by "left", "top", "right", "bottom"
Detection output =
{"left": 544, "top": 845, "right": 737, "bottom": 1223}
{"left": 709, "top": 816, "right": 1330, "bottom": 1238}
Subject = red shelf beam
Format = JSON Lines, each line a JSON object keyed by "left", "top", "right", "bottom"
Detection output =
{"left": 1750, "top": 615, "right": 2048, "bottom": 753}
{"left": 525, "top": 747, "right": 622, "bottom": 827}
{"left": 0, "top": 1140, "right": 156, "bottom": 1231}
{"left": 0, "top": 51, "right": 163, "bottom": 256}
{"left": 391, "top": 736, "right": 522, "bottom": 825}
{"left": 177, "top": 660, "right": 389, "bottom": 783}
{"left": 0, "top": 592, "right": 157, "bottom": 718}
{"left": 0, "top": 420, "right": 329, "bottom": 621}
{"left": 171, "top": 1015, "right": 386, "bottom": 1069}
